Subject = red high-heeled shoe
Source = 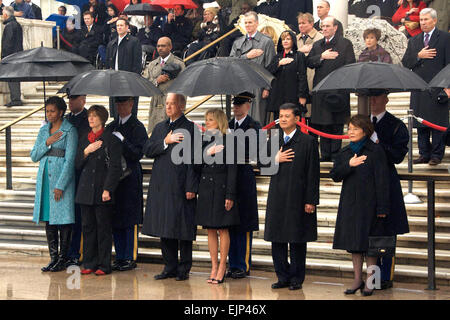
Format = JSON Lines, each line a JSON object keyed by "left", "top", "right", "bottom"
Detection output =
{"left": 81, "top": 269, "right": 95, "bottom": 275}
{"left": 95, "top": 269, "right": 107, "bottom": 276}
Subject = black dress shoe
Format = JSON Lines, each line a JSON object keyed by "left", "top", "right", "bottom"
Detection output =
{"left": 413, "top": 156, "right": 430, "bottom": 164}
{"left": 5, "top": 101, "right": 23, "bottom": 107}
{"left": 225, "top": 269, "right": 234, "bottom": 278}
{"left": 154, "top": 271, "right": 176, "bottom": 280}
{"left": 429, "top": 158, "right": 442, "bottom": 166}
{"left": 118, "top": 260, "right": 137, "bottom": 271}
{"left": 289, "top": 282, "right": 302, "bottom": 290}
{"left": 176, "top": 273, "right": 189, "bottom": 281}
{"left": 65, "top": 258, "right": 82, "bottom": 268}
{"left": 380, "top": 280, "right": 393, "bottom": 290}
{"left": 112, "top": 260, "right": 125, "bottom": 271}
{"left": 231, "top": 269, "right": 247, "bottom": 279}
{"left": 271, "top": 281, "right": 290, "bottom": 289}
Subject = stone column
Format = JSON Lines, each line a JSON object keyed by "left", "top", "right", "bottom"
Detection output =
{"left": 313, "top": 0, "right": 349, "bottom": 29}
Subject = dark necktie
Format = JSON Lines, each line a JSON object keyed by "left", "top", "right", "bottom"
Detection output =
{"left": 326, "top": 38, "right": 330, "bottom": 45}
{"left": 372, "top": 116, "right": 378, "bottom": 126}
{"left": 302, "top": 35, "right": 308, "bottom": 44}
{"left": 234, "top": 121, "right": 240, "bottom": 130}
{"left": 424, "top": 33, "right": 430, "bottom": 47}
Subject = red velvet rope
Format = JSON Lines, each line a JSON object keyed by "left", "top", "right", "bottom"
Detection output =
{"left": 415, "top": 117, "right": 447, "bottom": 132}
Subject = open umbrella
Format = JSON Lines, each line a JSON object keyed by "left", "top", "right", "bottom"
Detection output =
{"left": 150, "top": 0, "right": 198, "bottom": 9}
{"left": 55, "top": 0, "right": 90, "bottom": 9}
{"left": 236, "top": 13, "right": 291, "bottom": 42}
{"left": 123, "top": 3, "right": 167, "bottom": 16}
{"left": 58, "top": 69, "right": 162, "bottom": 97}
{"left": 167, "top": 57, "right": 274, "bottom": 97}
{"left": 429, "top": 64, "right": 450, "bottom": 88}
{"left": 0, "top": 46, "right": 94, "bottom": 102}
{"left": 311, "top": 62, "right": 429, "bottom": 94}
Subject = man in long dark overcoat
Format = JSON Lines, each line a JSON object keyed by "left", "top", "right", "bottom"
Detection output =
{"left": 306, "top": 16, "right": 355, "bottom": 161}
{"left": 370, "top": 91, "right": 410, "bottom": 290}
{"left": 226, "top": 92, "right": 261, "bottom": 279}
{"left": 264, "top": 103, "right": 320, "bottom": 290}
{"left": 142, "top": 93, "right": 199, "bottom": 281}
{"left": 75, "top": 11, "right": 102, "bottom": 65}
{"left": 106, "top": 96, "right": 148, "bottom": 272}
{"left": 402, "top": 8, "right": 450, "bottom": 166}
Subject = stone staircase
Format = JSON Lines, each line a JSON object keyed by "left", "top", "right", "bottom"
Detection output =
{"left": 0, "top": 83, "right": 449, "bottom": 286}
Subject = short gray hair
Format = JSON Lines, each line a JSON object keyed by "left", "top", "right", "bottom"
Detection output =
{"left": 420, "top": 8, "right": 438, "bottom": 19}
{"left": 244, "top": 11, "right": 258, "bottom": 22}
{"left": 4, "top": 6, "right": 15, "bottom": 17}
{"left": 168, "top": 93, "right": 186, "bottom": 110}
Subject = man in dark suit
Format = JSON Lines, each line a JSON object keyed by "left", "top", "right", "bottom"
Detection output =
{"left": 142, "top": 93, "right": 199, "bottom": 281}
{"left": 106, "top": 18, "right": 142, "bottom": 119}
{"left": 162, "top": 5, "right": 193, "bottom": 57}
{"left": 24, "top": 0, "right": 41, "bottom": 20}
{"left": 226, "top": 92, "right": 261, "bottom": 279}
{"left": 75, "top": 11, "right": 103, "bottom": 65}
{"left": 369, "top": 90, "right": 410, "bottom": 290}
{"left": 264, "top": 103, "right": 320, "bottom": 290}
{"left": 106, "top": 96, "right": 148, "bottom": 272}
{"left": 306, "top": 16, "right": 356, "bottom": 161}
{"left": 1, "top": 6, "right": 23, "bottom": 107}
{"left": 65, "top": 95, "right": 90, "bottom": 267}
{"left": 313, "top": 1, "right": 343, "bottom": 37}
{"left": 402, "top": 8, "right": 450, "bottom": 165}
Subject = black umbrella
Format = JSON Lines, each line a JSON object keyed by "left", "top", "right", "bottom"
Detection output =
{"left": 311, "top": 62, "right": 429, "bottom": 94}
{"left": 123, "top": 3, "right": 167, "bottom": 16}
{"left": 167, "top": 57, "right": 275, "bottom": 97}
{"left": 429, "top": 64, "right": 450, "bottom": 88}
{"left": 58, "top": 69, "right": 162, "bottom": 97}
{"left": 0, "top": 46, "right": 94, "bottom": 103}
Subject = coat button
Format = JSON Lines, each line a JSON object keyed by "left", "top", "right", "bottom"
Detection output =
{"left": 209, "top": 178, "right": 213, "bottom": 181}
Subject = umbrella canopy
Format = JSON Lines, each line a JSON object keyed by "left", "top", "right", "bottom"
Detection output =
{"left": 1, "top": 46, "right": 90, "bottom": 64}
{"left": 429, "top": 64, "right": 450, "bottom": 88}
{"left": 311, "top": 62, "right": 429, "bottom": 94}
{"left": 344, "top": 17, "right": 408, "bottom": 65}
{"left": 167, "top": 57, "right": 275, "bottom": 97}
{"left": 150, "top": 0, "right": 198, "bottom": 9}
{"left": 123, "top": 3, "right": 167, "bottom": 16}
{"left": 236, "top": 13, "right": 291, "bottom": 42}
{"left": 55, "top": 0, "right": 90, "bottom": 8}
{"left": 58, "top": 69, "right": 162, "bottom": 97}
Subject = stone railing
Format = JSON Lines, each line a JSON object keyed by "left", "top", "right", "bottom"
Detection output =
{"left": 0, "top": 17, "right": 55, "bottom": 105}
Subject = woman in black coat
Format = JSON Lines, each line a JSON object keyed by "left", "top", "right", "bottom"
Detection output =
{"left": 75, "top": 105, "right": 123, "bottom": 275}
{"left": 267, "top": 30, "right": 308, "bottom": 123}
{"left": 330, "top": 115, "right": 390, "bottom": 296}
{"left": 196, "top": 109, "right": 239, "bottom": 284}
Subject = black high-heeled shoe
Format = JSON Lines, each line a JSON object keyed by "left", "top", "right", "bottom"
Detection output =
{"left": 344, "top": 281, "right": 364, "bottom": 295}
{"left": 362, "top": 288, "right": 374, "bottom": 296}
{"left": 212, "top": 277, "right": 225, "bottom": 284}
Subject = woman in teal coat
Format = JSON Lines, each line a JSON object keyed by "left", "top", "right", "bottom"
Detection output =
{"left": 30, "top": 96, "right": 78, "bottom": 273}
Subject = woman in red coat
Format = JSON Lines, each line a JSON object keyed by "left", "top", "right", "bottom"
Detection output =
{"left": 392, "top": 0, "right": 427, "bottom": 38}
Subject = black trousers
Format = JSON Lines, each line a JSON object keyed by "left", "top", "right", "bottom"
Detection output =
{"left": 80, "top": 204, "right": 113, "bottom": 273}
{"left": 160, "top": 237, "right": 192, "bottom": 276}
{"left": 312, "top": 124, "right": 344, "bottom": 160}
{"left": 417, "top": 127, "right": 445, "bottom": 160}
{"left": 271, "top": 242, "right": 307, "bottom": 284}
{"left": 8, "top": 82, "right": 21, "bottom": 102}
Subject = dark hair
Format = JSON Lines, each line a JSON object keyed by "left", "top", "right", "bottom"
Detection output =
{"left": 107, "top": 4, "right": 119, "bottom": 17}
{"left": 83, "top": 11, "right": 94, "bottom": 18}
{"left": 129, "top": 0, "right": 141, "bottom": 4}
{"left": 279, "top": 103, "right": 301, "bottom": 117}
{"left": 348, "top": 115, "right": 374, "bottom": 137}
{"left": 116, "top": 17, "right": 130, "bottom": 26}
{"left": 87, "top": 105, "right": 109, "bottom": 126}
{"left": 363, "top": 28, "right": 381, "bottom": 41}
{"left": 58, "top": 6, "right": 67, "bottom": 15}
{"left": 45, "top": 96, "right": 67, "bottom": 117}
{"left": 403, "top": 0, "right": 421, "bottom": 8}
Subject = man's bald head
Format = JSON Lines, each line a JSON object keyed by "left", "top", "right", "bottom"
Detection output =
{"left": 157, "top": 37, "right": 172, "bottom": 58}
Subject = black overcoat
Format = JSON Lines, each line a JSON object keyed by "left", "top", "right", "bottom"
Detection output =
{"left": 264, "top": 128, "right": 320, "bottom": 243}
{"left": 77, "top": 24, "right": 103, "bottom": 63}
{"left": 142, "top": 115, "right": 199, "bottom": 241}
{"left": 1, "top": 16, "right": 23, "bottom": 59}
{"left": 105, "top": 34, "right": 143, "bottom": 74}
{"left": 330, "top": 140, "right": 390, "bottom": 252}
{"left": 162, "top": 15, "right": 193, "bottom": 51}
{"left": 195, "top": 133, "right": 240, "bottom": 229}
{"left": 402, "top": 28, "right": 450, "bottom": 127}
{"left": 106, "top": 116, "right": 148, "bottom": 229}
{"left": 59, "top": 28, "right": 83, "bottom": 52}
{"left": 267, "top": 31, "right": 309, "bottom": 112}
{"left": 228, "top": 116, "right": 260, "bottom": 232}
{"left": 75, "top": 129, "right": 123, "bottom": 205}
{"left": 374, "top": 112, "right": 410, "bottom": 235}
{"left": 306, "top": 35, "right": 356, "bottom": 125}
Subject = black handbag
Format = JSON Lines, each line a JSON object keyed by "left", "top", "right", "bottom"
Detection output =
{"left": 367, "top": 218, "right": 396, "bottom": 258}
{"left": 104, "top": 147, "right": 132, "bottom": 181}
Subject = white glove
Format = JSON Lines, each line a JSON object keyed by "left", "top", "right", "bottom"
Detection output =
{"left": 370, "top": 131, "right": 379, "bottom": 143}
{"left": 112, "top": 131, "right": 124, "bottom": 142}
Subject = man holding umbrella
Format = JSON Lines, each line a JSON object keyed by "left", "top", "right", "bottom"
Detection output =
{"left": 1, "top": 6, "right": 23, "bottom": 107}
{"left": 106, "top": 17, "right": 143, "bottom": 119}
{"left": 402, "top": 8, "right": 450, "bottom": 166}
{"left": 306, "top": 16, "right": 355, "bottom": 162}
